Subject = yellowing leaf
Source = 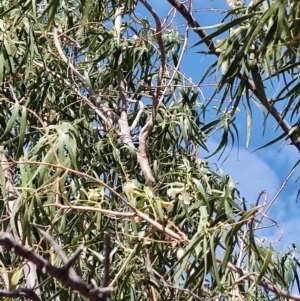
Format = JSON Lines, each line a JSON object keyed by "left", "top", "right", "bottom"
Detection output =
{"left": 160, "top": 200, "right": 174, "bottom": 212}
{"left": 11, "top": 267, "right": 23, "bottom": 289}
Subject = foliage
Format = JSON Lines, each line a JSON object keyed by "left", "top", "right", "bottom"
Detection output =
{"left": 195, "top": 0, "right": 300, "bottom": 152}
{"left": 0, "top": 0, "right": 299, "bottom": 300}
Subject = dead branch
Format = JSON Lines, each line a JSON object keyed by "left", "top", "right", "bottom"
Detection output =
{"left": 40, "top": 230, "right": 80, "bottom": 279}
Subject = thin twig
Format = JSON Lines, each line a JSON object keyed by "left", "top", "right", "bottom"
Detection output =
{"left": 218, "top": 258, "right": 300, "bottom": 301}
{"left": 12, "top": 159, "right": 187, "bottom": 242}
{"left": 262, "top": 165, "right": 297, "bottom": 217}
{"left": 52, "top": 28, "right": 118, "bottom": 125}
{"left": 43, "top": 203, "right": 136, "bottom": 217}
{"left": 110, "top": 246, "right": 137, "bottom": 287}
{"left": 102, "top": 233, "right": 110, "bottom": 288}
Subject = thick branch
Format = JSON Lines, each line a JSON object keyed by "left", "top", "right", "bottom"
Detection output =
{"left": 113, "top": 4, "right": 157, "bottom": 186}
{"left": 138, "top": 0, "right": 166, "bottom": 186}
{"left": 0, "top": 289, "right": 41, "bottom": 301}
{"left": 114, "top": 6, "right": 135, "bottom": 148}
{"left": 0, "top": 232, "right": 112, "bottom": 301}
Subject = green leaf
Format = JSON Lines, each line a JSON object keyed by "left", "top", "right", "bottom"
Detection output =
{"left": 0, "top": 101, "right": 19, "bottom": 143}
{"left": 256, "top": 245, "right": 273, "bottom": 285}
{"left": 192, "top": 13, "right": 261, "bottom": 48}
{"left": 15, "top": 106, "right": 27, "bottom": 158}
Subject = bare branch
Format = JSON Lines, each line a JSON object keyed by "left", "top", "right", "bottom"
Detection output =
{"left": 41, "top": 229, "right": 84, "bottom": 275}
{"left": 43, "top": 203, "right": 136, "bottom": 217}
{"left": 0, "top": 232, "right": 113, "bottom": 301}
{"left": 0, "top": 288, "right": 41, "bottom": 301}
{"left": 137, "top": 0, "right": 166, "bottom": 186}
{"left": 61, "top": 245, "right": 84, "bottom": 271}
{"left": 40, "top": 229, "right": 91, "bottom": 289}
{"left": 128, "top": 98, "right": 145, "bottom": 131}
{"left": 262, "top": 163, "right": 297, "bottom": 216}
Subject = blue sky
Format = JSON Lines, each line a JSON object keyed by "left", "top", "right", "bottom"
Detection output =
{"left": 135, "top": 0, "right": 300, "bottom": 252}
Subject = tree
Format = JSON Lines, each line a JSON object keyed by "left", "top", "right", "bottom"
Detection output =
{"left": 0, "top": 0, "right": 299, "bottom": 300}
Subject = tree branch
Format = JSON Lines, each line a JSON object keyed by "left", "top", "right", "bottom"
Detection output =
{"left": 52, "top": 28, "right": 119, "bottom": 126}
{"left": 128, "top": 98, "right": 145, "bottom": 131}
{"left": 0, "top": 149, "right": 41, "bottom": 296}
{"left": 43, "top": 203, "right": 137, "bottom": 217}
{"left": 0, "top": 232, "right": 113, "bottom": 301}
{"left": 138, "top": 0, "right": 166, "bottom": 186}
{"left": 11, "top": 160, "right": 187, "bottom": 242}
{"left": 0, "top": 288, "right": 41, "bottom": 301}
{"left": 167, "top": 0, "right": 300, "bottom": 152}
{"left": 221, "top": 259, "right": 300, "bottom": 301}
{"left": 40, "top": 230, "right": 80, "bottom": 279}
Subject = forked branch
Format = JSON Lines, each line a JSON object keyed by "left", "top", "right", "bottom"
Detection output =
{"left": 0, "top": 232, "right": 112, "bottom": 301}
{"left": 138, "top": 0, "right": 166, "bottom": 186}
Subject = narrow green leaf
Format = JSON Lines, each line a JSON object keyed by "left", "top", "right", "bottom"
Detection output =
{"left": 0, "top": 101, "right": 19, "bottom": 142}
{"left": 256, "top": 245, "right": 273, "bottom": 285}
{"left": 192, "top": 13, "right": 260, "bottom": 48}
{"left": 15, "top": 106, "right": 27, "bottom": 159}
